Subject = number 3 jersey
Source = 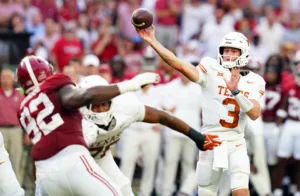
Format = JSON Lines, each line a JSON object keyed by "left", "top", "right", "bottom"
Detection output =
{"left": 18, "top": 74, "right": 87, "bottom": 161}
{"left": 196, "top": 57, "right": 266, "bottom": 140}
{"left": 82, "top": 93, "right": 145, "bottom": 159}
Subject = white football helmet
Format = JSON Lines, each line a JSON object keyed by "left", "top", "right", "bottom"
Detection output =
{"left": 79, "top": 75, "right": 114, "bottom": 127}
{"left": 218, "top": 32, "right": 250, "bottom": 69}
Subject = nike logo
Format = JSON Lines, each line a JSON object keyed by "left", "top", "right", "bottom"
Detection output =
{"left": 236, "top": 144, "right": 242, "bottom": 147}
{"left": 247, "top": 81, "right": 255, "bottom": 84}
{"left": 0, "top": 161, "right": 5, "bottom": 165}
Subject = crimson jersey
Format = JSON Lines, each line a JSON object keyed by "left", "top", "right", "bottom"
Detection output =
{"left": 280, "top": 72, "right": 300, "bottom": 121}
{"left": 282, "top": 86, "right": 300, "bottom": 121}
{"left": 18, "top": 74, "right": 87, "bottom": 161}
{"left": 262, "top": 85, "right": 284, "bottom": 122}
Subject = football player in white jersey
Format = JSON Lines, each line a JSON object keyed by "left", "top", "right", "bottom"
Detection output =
{"left": 79, "top": 75, "right": 221, "bottom": 196}
{"left": 0, "top": 133, "right": 25, "bottom": 196}
{"left": 135, "top": 26, "right": 266, "bottom": 196}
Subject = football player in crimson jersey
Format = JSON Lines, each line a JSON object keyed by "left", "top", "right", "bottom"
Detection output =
{"left": 272, "top": 51, "right": 300, "bottom": 196}
{"left": 261, "top": 55, "right": 285, "bottom": 191}
{"left": 79, "top": 75, "right": 221, "bottom": 196}
{"left": 136, "top": 26, "right": 266, "bottom": 196}
{"left": 16, "top": 55, "right": 160, "bottom": 196}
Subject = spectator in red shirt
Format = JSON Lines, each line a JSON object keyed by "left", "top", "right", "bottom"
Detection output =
{"left": 58, "top": 0, "right": 79, "bottom": 24}
{"left": 110, "top": 55, "right": 137, "bottom": 83}
{"left": 154, "top": 0, "right": 181, "bottom": 49}
{"left": 51, "top": 22, "right": 84, "bottom": 72}
{"left": 32, "top": 0, "right": 58, "bottom": 21}
{"left": 91, "top": 25, "right": 118, "bottom": 63}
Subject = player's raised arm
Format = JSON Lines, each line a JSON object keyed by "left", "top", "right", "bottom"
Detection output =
{"left": 136, "top": 26, "right": 200, "bottom": 82}
{"left": 142, "top": 106, "right": 221, "bottom": 151}
{"left": 58, "top": 73, "right": 160, "bottom": 110}
{"left": 223, "top": 67, "right": 265, "bottom": 120}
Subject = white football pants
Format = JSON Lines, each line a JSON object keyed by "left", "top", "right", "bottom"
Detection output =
{"left": 120, "top": 128, "right": 161, "bottom": 196}
{"left": 95, "top": 151, "right": 134, "bottom": 196}
{"left": 161, "top": 135, "right": 197, "bottom": 196}
{"left": 35, "top": 145, "right": 122, "bottom": 196}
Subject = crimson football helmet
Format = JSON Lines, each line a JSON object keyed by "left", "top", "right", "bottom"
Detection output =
{"left": 16, "top": 55, "right": 53, "bottom": 94}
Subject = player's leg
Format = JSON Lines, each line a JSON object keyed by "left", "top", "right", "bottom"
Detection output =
{"left": 246, "top": 122, "right": 271, "bottom": 195}
{"left": 197, "top": 150, "right": 223, "bottom": 196}
{"left": 161, "top": 136, "right": 183, "bottom": 196}
{"left": 35, "top": 148, "right": 122, "bottom": 196}
{"left": 96, "top": 151, "right": 134, "bottom": 196}
{"left": 263, "top": 122, "right": 280, "bottom": 166}
{"left": 0, "top": 151, "right": 24, "bottom": 196}
{"left": 218, "top": 170, "right": 231, "bottom": 196}
{"left": 229, "top": 139, "right": 250, "bottom": 196}
{"left": 274, "top": 120, "right": 294, "bottom": 196}
{"left": 178, "top": 138, "right": 197, "bottom": 195}
{"left": 120, "top": 129, "right": 141, "bottom": 182}
{"left": 139, "top": 128, "right": 161, "bottom": 196}
{"left": 263, "top": 122, "right": 280, "bottom": 190}
{"left": 293, "top": 127, "right": 300, "bottom": 195}
{"left": 9, "top": 127, "right": 24, "bottom": 183}
{"left": 0, "top": 134, "right": 24, "bottom": 196}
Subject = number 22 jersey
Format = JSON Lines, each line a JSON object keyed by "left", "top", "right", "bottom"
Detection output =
{"left": 196, "top": 57, "right": 266, "bottom": 140}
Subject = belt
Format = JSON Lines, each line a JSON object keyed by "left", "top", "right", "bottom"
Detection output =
{"left": 0, "top": 125, "right": 18, "bottom": 128}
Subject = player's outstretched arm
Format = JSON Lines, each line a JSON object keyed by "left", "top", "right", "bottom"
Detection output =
{"left": 136, "top": 26, "right": 200, "bottom": 82}
{"left": 58, "top": 72, "right": 160, "bottom": 110}
{"left": 143, "top": 106, "right": 221, "bottom": 151}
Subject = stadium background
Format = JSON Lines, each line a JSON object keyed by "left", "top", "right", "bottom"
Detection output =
{"left": 0, "top": 0, "right": 299, "bottom": 195}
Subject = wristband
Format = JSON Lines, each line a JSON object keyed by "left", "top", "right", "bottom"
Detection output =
{"left": 231, "top": 89, "right": 240, "bottom": 95}
{"left": 234, "top": 93, "right": 254, "bottom": 112}
{"left": 186, "top": 127, "right": 205, "bottom": 150}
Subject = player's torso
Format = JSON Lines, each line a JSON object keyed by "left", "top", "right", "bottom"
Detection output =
{"left": 201, "top": 60, "right": 261, "bottom": 138}
{"left": 286, "top": 87, "right": 300, "bottom": 121}
{"left": 83, "top": 95, "right": 140, "bottom": 159}
{"left": 18, "top": 74, "right": 86, "bottom": 160}
{"left": 262, "top": 85, "right": 283, "bottom": 122}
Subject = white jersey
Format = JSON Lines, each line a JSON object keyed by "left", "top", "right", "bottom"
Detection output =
{"left": 82, "top": 93, "right": 145, "bottom": 159}
{"left": 197, "top": 57, "right": 266, "bottom": 140}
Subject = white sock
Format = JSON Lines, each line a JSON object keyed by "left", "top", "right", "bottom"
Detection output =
{"left": 273, "top": 189, "right": 283, "bottom": 196}
{"left": 283, "top": 176, "right": 290, "bottom": 185}
{"left": 289, "top": 184, "right": 297, "bottom": 194}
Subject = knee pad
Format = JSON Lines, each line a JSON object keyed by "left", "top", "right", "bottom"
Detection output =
{"left": 198, "top": 186, "right": 217, "bottom": 196}
{"left": 231, "top": 172, "right": 249, "bottom": 191}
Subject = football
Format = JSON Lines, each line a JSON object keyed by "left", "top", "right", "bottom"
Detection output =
{"left": 131, "top": 8, "right": 153, "bottom": 29}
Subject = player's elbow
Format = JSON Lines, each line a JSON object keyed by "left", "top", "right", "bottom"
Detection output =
{"left": 248, "top": 113, "right": 260, "bottom": 120}
{"left": 247, "top": 107, "right": 261, "bottom": 120}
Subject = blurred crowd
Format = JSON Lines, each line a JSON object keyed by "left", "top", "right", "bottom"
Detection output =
{"left": 0, "top": 0, "right": 300, "bottom": 195}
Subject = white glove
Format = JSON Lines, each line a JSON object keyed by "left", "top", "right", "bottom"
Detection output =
{"left": 117, "top": 72, "right": 160, "bottom": 94}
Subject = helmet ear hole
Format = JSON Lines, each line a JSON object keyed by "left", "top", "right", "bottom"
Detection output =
{"left": 219, "top": 47, "right": 224, "bottom": 55}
